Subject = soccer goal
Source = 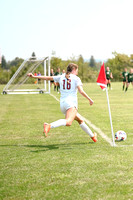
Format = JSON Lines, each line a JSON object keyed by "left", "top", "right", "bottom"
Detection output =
{"left": 2, "top": 56, "right": 50, "bottom": 94}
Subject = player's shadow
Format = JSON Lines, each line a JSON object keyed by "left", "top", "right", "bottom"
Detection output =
{"left": 26, "top": 144, "right": 60, "bottom": 152}
{"left": 0, "top": 142, "right": 94, "bottom": 153}
{"left": 23, "top": 142, "right": 94, "bottom": 152}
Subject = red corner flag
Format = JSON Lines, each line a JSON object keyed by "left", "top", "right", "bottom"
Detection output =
{"left": 97, "top": 63, "right": 107, "bottom": 89}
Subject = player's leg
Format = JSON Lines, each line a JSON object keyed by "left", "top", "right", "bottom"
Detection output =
{"left": 125, "top": 82, "right": 129, "bottom": 92}
{"left": 107, "top": 79, "right": 111, "bottom": 89}
{"left": 56, "top": 82, "right": 60, "bottom": 93}
{"left": 74, "top": 113, "right": 97, "bottom": 142}
{"left": 43, "top": 118, "right": 67, "bottom": 136}
{"left": 107, "top": 79, "right": 109, "bottom": 88}
{"left": 65, "top": 107, "right": 77, "bottom": 126}
{"left": 43, "top": 106, "right": 77, "bottom": 136}
{"left": 57, "top": 85, "right": 60, "bottom": 93}
{"left": 54, "top": 82, "right": 56, "bottom": 91}
{"left": 108, "top": 79, "right": 111, "bottom": 89}
{"left": 49, "top": 107, "right": 77, "bottom": 128}
{"left": 123, "top": 81, "right": 125, "bottom": 90}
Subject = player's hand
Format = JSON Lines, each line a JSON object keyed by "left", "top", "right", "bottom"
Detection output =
{"left": 110, "top": 73, "right": 113, "bottom": 79}
{"left": 27, "top": 73, "right": 34, "bottom": 78}
{"left": 89, "top": 99, "right": 94, "bottom": 105}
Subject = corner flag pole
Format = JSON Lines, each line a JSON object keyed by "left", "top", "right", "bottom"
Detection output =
{"left": 97, "top": 62, "right": 115, "bottom": 146}
{"left": 105, "top": 87, "right": 115, "bottom": 146}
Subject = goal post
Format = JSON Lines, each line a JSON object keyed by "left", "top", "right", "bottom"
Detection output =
{"left": 2, "top": 56, "right": 51, "bottom": 95}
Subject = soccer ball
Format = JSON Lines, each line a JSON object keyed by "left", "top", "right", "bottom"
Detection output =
{"left": 115, "top": 130, "right": 127, "bottom": 141}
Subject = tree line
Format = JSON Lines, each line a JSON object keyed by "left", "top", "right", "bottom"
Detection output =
{"left": 0, "top": 52, "right": 133, "bottom": 84}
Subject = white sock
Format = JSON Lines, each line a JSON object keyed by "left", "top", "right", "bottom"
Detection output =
{"left": 50, "top": 119, "right": 66, "bottom": 128}
{"left": 80, "top": 122, "right": 94, "bottom": 137}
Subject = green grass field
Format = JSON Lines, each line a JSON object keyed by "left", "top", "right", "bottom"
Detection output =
{"left": 0, "top": 83, "right": 133, "bottom": 200}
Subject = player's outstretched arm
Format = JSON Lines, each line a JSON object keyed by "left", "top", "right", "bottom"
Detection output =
{"left": 77, "top": 85, "right": 94, "bottom": 105}
{"left": 110, "top": 73, "right": 113, "bottom": 79}
{"left": 27, "top": 73, "right": 54, "bottom": 81}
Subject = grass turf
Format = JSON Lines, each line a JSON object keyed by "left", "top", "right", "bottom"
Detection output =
{"left": 0, "top": 82, "right": 133, "bottom": 200}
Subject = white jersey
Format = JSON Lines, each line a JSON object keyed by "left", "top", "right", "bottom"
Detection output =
{"left": 53, "top": 74, "right": 82, "bottom": 113}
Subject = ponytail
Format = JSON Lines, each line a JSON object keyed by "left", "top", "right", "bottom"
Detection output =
{"left": 66, "top": 63, "right": 78, "bottom": 74}
{"left": 65, "top": 63, "right": 78, "bottom": 81}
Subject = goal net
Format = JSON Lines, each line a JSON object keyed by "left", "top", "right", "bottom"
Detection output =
{"left": 2, "top": 56, "right": 50, "bottom": 94}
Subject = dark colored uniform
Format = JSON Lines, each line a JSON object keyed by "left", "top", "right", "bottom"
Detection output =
{"left": 127, "top": 72, "right": 133, "bottom": 83}
{"left": 122, "top": 71, "right": 128, "bottom": 82}
{"left": 54, "top": 71, "right": 62, "bottom": 92}
{"left": 105, "top": 70, "right": 111, "bottom": 80}
{"left": 50, "top": 72, "right": 55, "bottom": 83}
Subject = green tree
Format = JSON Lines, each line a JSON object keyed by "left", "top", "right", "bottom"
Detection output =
{"left": 50, "top": 56, "right": 63, "bottom": 72}
{"left": 89, "top": 55, "right": 96, "bottom": 68}
{"left": 1, "top": 56, "right": 7, "bottom": 69}
{"left": 106, "top": 52, "right": 132, "bottom": 81}
{"left": 7, "top": 57, "right": 24, "bottom": 69}
{"left": 30, "top": 52, "right": 36, "bottom": 60}
{"left": 77, "top": 54, "right": 84, "bottom": 81}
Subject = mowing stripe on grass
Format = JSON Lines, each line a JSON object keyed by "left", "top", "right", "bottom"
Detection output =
{"left": 50, "top": 93, "right": 115, "bottom": 146}
{"left": 119, "top": 144, "right": 133, "bottom": 147}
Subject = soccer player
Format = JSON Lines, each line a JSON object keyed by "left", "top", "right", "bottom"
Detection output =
{"left": 105, "top": 67, "right": 113, "bottom": 90}
{"left": 34, "top": 72, "right": 37, "bottom": 84}
{"left": 54, "top": 67, "right": 61, "bottom": 92}
{"left": 27, "top": 63, "right": 97, "bottom": 142}
{"left": 125, "top": 68, "right": 133, "bottom": 92}
{"left": 120, "top": 68, "right": 128, "bottom": 91}
{"left": 62, "top": 69, "right": 65, "bottom": 74}
{"left": 37, "top": 72, "right": 41, "bottom": 84}
{"left": 50, "top": 68, "right": 55, "bottom": 89}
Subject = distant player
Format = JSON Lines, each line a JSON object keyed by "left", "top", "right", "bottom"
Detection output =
{"left": 34, "top": 72, "right": 37, "bottom": 84}
{"left": 50, "top": 68, "right": 55, "bottom": 89}
{"left": 62, "top": 69, "right": 65, "bottom": 74}
{"left": 54, "top": 67, "right": 61, "bottom": 92}
{"left": 125, "top": 68, "right": 133, "bottom": 92}
{"left": 37, "top": 72, "right": 41, "bottom": 84}
{"left": 27, "top": 63, "right": 97, "bottom": 142}
{"left": 105, "top": 67, "right": 113, "bottom": 90}
{"left": 120, "top": 68, "right": 128, "bottom": 91}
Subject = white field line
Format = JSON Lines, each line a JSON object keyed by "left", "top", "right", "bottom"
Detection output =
{"left": 82, "top": 119, "right": 132, "bottom": 147}
{"left": 81, "top": 115, "right": 115, "bottom": 146}
{"left": 50, "top": 93, "right": 115, "bottom": 146}
{"left": 50, "top": 93, "right": 60, "bottom": 102}
{"left": 49, "top": 93, "right": 133, "bottom": 147}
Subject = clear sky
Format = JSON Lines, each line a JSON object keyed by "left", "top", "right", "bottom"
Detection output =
{"left": 0, "top": 0, "right": 133, "bottom": 61}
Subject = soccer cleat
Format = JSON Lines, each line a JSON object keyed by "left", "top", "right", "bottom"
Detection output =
{"left": 91, "top": 132, "right": 97, "bottom": 142}
{"left": 43, "top": 123, "right": 51, "bottom": 137}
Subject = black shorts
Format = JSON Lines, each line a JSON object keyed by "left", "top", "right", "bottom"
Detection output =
{"left": 128, "top": 80, "right": 133, "bottom": 83}
{"left": 50, "top": 80, "right": 54, "bottom": 83}
{"left": 107, "top": 78, "right": 110, "bottom": 80}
